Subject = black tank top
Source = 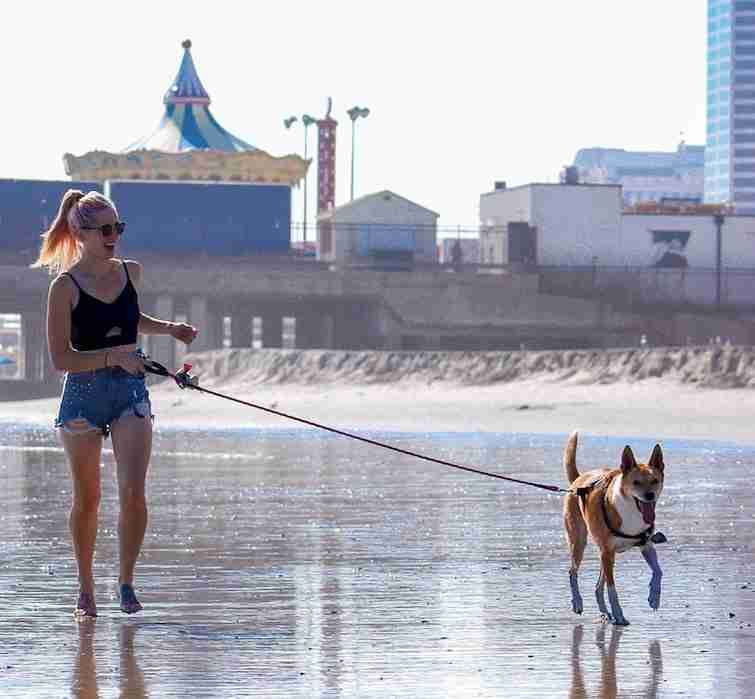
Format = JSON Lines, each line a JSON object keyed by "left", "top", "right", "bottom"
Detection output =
{"left": 64, "top": 261, "right": 140, "bottom": 352}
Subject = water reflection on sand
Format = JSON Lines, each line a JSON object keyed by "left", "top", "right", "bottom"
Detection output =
{"left": 1, "top": 426, "right": 755, "bottom": 697}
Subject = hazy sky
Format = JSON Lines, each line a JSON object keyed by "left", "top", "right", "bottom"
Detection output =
{"left": 0, "top": 0, "right": 706, "bottom": 231}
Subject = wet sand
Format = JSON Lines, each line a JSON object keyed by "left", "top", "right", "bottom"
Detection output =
{"left": 3, "top": 376, "right": 755, "bottom": 445}
{"left": 1, "top": 424, "right": 755, "bottom": 697}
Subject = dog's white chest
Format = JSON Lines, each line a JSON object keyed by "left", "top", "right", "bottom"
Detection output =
{"left": 610, "top": 479, "right": 647, "bottom": 544}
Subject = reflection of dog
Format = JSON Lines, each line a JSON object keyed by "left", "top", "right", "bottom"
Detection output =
{"left": 569, "top": 625, "right": 663, "bottom": 699}
{"left": 563, "top": 431, "right": 666, "bottom": 625}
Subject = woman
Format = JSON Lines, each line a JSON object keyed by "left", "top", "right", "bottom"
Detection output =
{"left": 33, "top": 189, "right": 198, "bottom": 617}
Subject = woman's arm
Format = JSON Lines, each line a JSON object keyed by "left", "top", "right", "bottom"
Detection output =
{"left": 46, "top": 276, "right": 143, "bottom": 374}
{"left": 127, "top": 259, "right": 197, "bottom": 344}
{"left": 138, "top": 312, "right": 175, "bottom": 336}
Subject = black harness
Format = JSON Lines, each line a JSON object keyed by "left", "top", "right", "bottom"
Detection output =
{"left": 575, "top": 482, "right": 667, "bottom": 547}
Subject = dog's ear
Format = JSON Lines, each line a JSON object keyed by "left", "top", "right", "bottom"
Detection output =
{"left": 648, "top": 444, "right": 664, "bottom": 472}
{"left": 621, "top": 445, "right": 637, "bottom": 473}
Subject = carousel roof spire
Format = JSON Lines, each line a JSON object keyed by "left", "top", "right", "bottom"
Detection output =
{"left": 164, "top": 39, "right": 211, "bottom": 106}
{"left": 124, "top": 40, "right": 256, "bottom": 153}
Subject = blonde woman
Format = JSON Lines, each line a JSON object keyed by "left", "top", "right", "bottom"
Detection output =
{"left": 34, "top": 189, "right": 198, "bottom": 617}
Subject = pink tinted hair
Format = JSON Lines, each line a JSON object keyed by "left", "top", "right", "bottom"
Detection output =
{"left": 31, "top": 190, "right": 117, "bottom": 274}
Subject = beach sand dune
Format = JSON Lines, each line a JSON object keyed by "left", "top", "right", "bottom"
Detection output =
{"left": 2, "top": 347, "right": 754, "bottom": 444}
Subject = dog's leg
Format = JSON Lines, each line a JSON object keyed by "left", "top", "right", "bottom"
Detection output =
{"left": 595, "top": 570, "right": 611, "bottom": 619}
{"left": 564, "top": 495, "right": 586, "bottom": 615}
{"left": 642, "top": 545, "right": 663, "bottom": 611}
{"left": 600, "top": 550, "right": 629, "bottom": 626}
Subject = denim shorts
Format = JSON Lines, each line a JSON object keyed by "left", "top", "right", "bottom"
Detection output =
{"left": 55, "top": 366, "right": 153, "bottom": 438}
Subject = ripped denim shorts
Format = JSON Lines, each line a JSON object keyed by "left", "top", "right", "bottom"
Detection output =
{"left": 55, "top": 366, "right": 153, "bottom": 438}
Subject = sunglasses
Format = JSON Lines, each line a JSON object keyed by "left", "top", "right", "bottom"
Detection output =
{"left": 81, "top": 221, "right": 126, "bottom": 237}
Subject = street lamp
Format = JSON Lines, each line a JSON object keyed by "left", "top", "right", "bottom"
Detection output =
{"left": 347, "top": 106, "right": 370, "bottom": 201}
{"left": 285, "top": 114, "right": 317, "bottom": 243}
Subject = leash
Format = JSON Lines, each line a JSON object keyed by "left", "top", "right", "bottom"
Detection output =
{"left": 141, "top": 356, "right": 570, "bottom": 494}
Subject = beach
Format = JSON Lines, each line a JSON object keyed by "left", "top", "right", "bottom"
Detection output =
{"left": 2, "top": 346, "right": 754, "bottom": 445}
{"left": 3, "top": 347, "right": 755, "bottom": 697}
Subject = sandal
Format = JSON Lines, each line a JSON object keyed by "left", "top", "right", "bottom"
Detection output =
{"left": 118, "top": 582, "right": 143, "bottom": 614}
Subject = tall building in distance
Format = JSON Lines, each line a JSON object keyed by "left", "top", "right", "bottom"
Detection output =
{"left": 705, "top": 0, "right": 755, "bottom": 212}
{"left": 571, "top": 143, "right": 704, "bottom": 207}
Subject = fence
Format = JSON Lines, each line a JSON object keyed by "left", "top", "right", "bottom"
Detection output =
{"left": 538, "top": 265, "right": 755, "bottom": 310}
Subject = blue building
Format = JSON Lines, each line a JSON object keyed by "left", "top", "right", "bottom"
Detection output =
{"left": 705, "top": 0, "right": 755, "bottom": 212}
{"left": 0, "top": 179, "right": 102, "bottom": 254}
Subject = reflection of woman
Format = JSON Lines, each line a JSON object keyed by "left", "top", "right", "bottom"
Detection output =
{"left": 72, "top": 622, "right": 148, "bottom": 699}
{"left": 72, "top": 621, "right": 99, "bottom": 698}
{"left": 33, "top": 190, "right": 197, "bottom": 617}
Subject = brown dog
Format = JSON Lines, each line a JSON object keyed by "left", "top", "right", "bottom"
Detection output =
{"left": 563, "top": 431, "right": 665, "bottom": 625}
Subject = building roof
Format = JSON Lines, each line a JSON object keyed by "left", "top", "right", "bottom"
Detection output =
{"left": 124, "top": 40, "right": 256, "bottom": 153}
{"left": 320, "top": 190, "right": 439, "bottom": 218}
{"left": 481, "top": 182, "right": 622, "bottom": 198}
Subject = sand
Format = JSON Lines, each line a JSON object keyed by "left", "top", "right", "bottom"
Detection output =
{"left": 2, "top": 346, "right": 754, "bottom": 444}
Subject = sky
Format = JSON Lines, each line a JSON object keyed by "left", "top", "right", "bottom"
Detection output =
{"left": 0, "top": 0, "right": 707, "bottom": 232}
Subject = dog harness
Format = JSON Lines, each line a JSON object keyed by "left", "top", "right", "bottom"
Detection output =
{"left": 574, "top": 481, "right": 667, "bottom": 547}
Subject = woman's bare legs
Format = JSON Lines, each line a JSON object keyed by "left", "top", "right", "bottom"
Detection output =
{"left": 111, "top": 414, "right": 152, "bottom": 613}
{"left": 61, "top": 429, "right": 103, "bottom": 616}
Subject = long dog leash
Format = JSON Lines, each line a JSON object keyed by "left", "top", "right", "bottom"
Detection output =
{"left": 141, "top": 356, "right": 570, "bottom": 494}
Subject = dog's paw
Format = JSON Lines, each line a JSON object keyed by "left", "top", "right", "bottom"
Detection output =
{"left": 598, "top": 612, "right": 629, "bottom": 626}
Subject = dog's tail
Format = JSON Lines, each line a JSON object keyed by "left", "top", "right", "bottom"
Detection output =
{"left": 564, "top": 430, "right": 580, "bottom": 484}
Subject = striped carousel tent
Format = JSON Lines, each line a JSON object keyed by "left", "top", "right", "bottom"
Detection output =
{"left": 124, "top": 40, "right": 255, "bottom": 153}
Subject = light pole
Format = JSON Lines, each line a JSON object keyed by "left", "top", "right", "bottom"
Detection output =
{"left": 347, "top": 106, "right": 369, "bottom": 201}
{"left": 284, "top": 114, "right": 317, "bottom": 243}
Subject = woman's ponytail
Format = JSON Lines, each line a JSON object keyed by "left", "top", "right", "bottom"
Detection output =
{"left": 31, "top": 189, "right": 85, "bottom": 275}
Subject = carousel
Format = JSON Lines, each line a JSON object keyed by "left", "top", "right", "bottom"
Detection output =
{"left": 63, "top": 40, "right": 308, "bottom": 185}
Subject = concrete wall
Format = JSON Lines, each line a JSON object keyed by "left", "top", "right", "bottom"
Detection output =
{"left": 532, "top": 185, "right": 623, "bottom": 266}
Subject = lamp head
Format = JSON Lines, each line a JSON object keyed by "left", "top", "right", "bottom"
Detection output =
{"left": 348, "top": 106, "right": 370, "bottom": 121}
{"left": 302, "top": 114, "right": 316, "bottom": 126}
{"left": 284, "top": 116, "right": 298, "bottom": 129}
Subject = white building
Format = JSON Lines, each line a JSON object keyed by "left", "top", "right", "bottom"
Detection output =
{"left": 317, "top": 190, "right": 438, "bottom": 266}
{"left": 479, "top": 181, "right": 755, "bottom": 268}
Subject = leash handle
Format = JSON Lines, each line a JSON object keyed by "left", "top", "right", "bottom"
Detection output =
{"left": 142, "top": 356, "right": 197, "bottom": 389}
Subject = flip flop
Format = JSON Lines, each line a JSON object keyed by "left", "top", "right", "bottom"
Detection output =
{"left": 118, "top": 583, "right": 143, "bottom": 614}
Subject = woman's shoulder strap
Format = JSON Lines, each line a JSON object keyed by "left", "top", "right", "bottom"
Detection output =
{"left": 61, "top": 271, "right": 83, "bottom": 291}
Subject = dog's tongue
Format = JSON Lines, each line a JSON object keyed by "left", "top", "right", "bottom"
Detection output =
{"left": 639, "top": 500, "right": 656, "bottom": 525}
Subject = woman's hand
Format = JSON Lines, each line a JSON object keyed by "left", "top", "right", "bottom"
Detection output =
{"left": 108, "top": 349, "right": 145, "bottom": 375}
{"left": 169, "top": 322, "right": 198, "bottom": 346}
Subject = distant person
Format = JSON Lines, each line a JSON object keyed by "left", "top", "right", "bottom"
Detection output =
{"left": 32, "top": 189, "right": 198, "bottom": 618}
{"left": 451, "top": 238, "right": 463, "bottom": 270}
